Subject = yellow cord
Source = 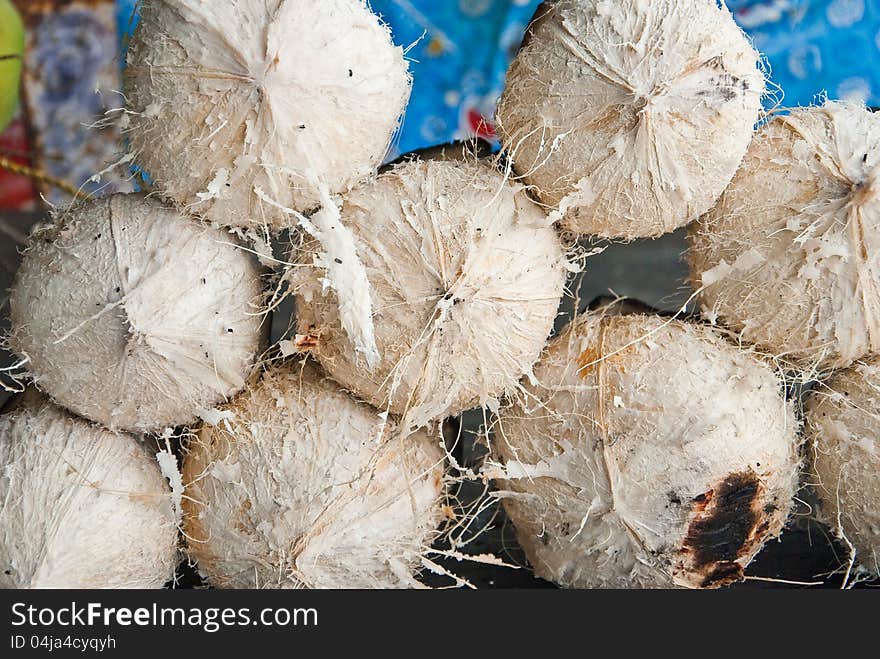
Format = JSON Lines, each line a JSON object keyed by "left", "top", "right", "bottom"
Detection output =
{"left": 0, "top": 154, "right": 86, "bottom": 200}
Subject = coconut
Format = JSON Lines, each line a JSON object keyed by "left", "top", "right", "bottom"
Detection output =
{"left": 125, "top": 0, "right": 411, "bottom": 368}
{"left": 805, "top": 359, "right": 880, "bottom": 578}
{"left": 0, "top": 391, "right": 179, "bottom": 589}
{"left": 290, "top": 158, "right": 568, "bottom": 431}
{"left": 690, "top": 101, "right": 880, "bottom": 372}
{"left": 124, "top": 0, "right": 410, "bottom": 230}
{"left": 182, "top": 360, "right": 446, "bottom": 589}
{"left": 496, "top": 0, "right": 764, "bottom": 239}
{"left": 491, "top": 305, "right": 800, "bottom": 589}
{"left": 9, "top": 193, "right": 266, "bottom": 433}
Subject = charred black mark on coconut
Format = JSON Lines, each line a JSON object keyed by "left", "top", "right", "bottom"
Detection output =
{"left": 682, "top": 471, "right": 764, "bottom": 587}
{"left": 699, "top": 561, "right": 742, "bottom": 587}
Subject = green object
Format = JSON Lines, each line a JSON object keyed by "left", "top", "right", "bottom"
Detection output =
{"left": 0, "top": 0, "right": 24, "bottom": 133}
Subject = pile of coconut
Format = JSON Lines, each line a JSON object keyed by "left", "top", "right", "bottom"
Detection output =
{"left": 1, "top": 0, "right": 875, "bottom": 589}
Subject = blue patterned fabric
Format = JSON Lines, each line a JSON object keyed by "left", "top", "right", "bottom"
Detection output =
{"left": 366, "top": 0, "right": 541, "bottom": 158}
{"left": 729, "top": 0, "right": 879, "bottom": 108}
{"left": 116, "top": 0, "right": 880, "bottom": 156}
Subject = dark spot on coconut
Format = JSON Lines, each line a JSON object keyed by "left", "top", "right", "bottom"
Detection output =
{"left": 705, "top": 55, "right": 726, "bottom": 71}
{"left": 3, "top": 569, "right": 10, "bottom": 575}
{"left": 334, "top": 258, "right": 343, "bottom": 264}
{"left": 201, "top": 278, "right": 207, "bottom": 285}
{"left": 348, "top": 69, "right": 353, "bottom": 77}
{"left": 294, "top": 334, "right": 320, "bottom": 350}
{"left": 864, "top": 153, "right": 869, "bottom": 163}
{"left": 225, "top": 183, "right": 231, "bottom": 187}
{"left": 754, "top": 520, "right": 770, "bottom": 537}
{"left": 683, "top": 471, "right": 763, "bottom": 586}
{"left": 718, "top": 84, "right": 737, "bottom": 103}
{"left": 227, "top": 328, "right": 234, "bottom": 333}
{"left": 699, "top": 561, "right": 742, "bottom": 588}
{"left": 692, "top": 490, "right": 713, "bottom": 511}
{"left": 298, "top": 124, "right": 307, "bottom": 130}
{"left": 94, "top": 234, "right": 102, "bottom": 240}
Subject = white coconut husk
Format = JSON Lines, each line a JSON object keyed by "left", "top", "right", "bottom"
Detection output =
{"left": 0, "top": 391, "right": 179, "bottom": 589}
{"left": 805, "top": 359, "right": 880, "bottom": 581}
{"left": 124, "top": 0, "right": 410, "bottom": 229}
{"left": 490, "top": 305, "right": 801, "bottom": 589}
{"left": 690, "top": 101, "right": 880, "bottom": 373}
{"left": 8, "top": 193, "right": 266, "bottom": 433}
{"left": 182, "top": 360, "right": 447, "bottom": 589}
{"left": 496, "top": 0, "right": 764, "bottom": 239}
{"left": 125, "top": 0, "right": 411, "bottom": 367}
{"left": 290, "top": 157, "right": 569, "bottom": 431}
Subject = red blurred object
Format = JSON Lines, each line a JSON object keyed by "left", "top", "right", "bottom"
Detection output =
{"left": 466, "top": 107, "right": 497, "bottom": 141}
{"left": 0, "top": 117, "right": 36, "bottom": 210}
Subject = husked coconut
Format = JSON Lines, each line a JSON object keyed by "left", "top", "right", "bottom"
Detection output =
{"left": 291, "top": 157, "right": 568, "bottom": 430}
{"left": 690, "top": 102, "right": 880, "bottom": 372}
{"left": 9, "top": 193, "right": 266, "bottom": 433}
{"left": 125, "top": 0, "right": 410, "bottom": 229}
{"left": 0, "top": 392, "right": 179, "bottom": 589}
{"left": 182, "top": 360, "right": 446, "bottom": 589}
{"left": 496, "top": 0, "right": 764, "bottom": 238}
{"left": 126, "top": 0, "right": 411, "bottom": 367}
{"left": 491, "top": 306, "right": 800, "bottom": 589}
{"left": 805, "top": 359, "right": 880, "bottom": 579}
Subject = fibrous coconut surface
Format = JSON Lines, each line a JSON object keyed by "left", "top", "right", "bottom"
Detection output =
{"left": 690, "top": 101, "right": 880, "bottom": 372}
{"left": 183, "top": 360, "right": 446, "bottom": 589}
{"left": 9, "top": 193, "right": 266, "bottom": 433}
{"left": 497, "top": 0, "right": 764, "bottom": 238}
{"left": 492, "top": 307, "right": 800, "bottom": 588}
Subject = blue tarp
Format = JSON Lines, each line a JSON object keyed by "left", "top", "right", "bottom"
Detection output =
{"left": 116, "top": 0, "right": 880, "bottom": 156}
